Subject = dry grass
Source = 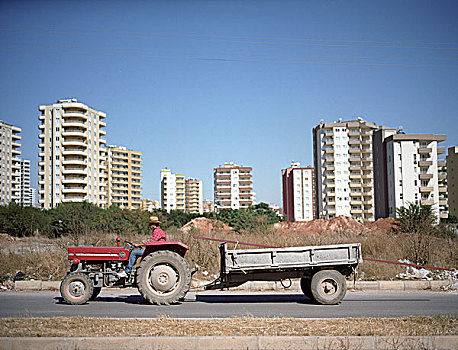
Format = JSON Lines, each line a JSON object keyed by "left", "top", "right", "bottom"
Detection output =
{"left": 0, "top": 316, "right": 456, "bottom": 337}
{"left": 1, "top": 227, "right": 456, "bottom": 282}
{"left": 172, "top": 228, "right": 457, "bottom": 280}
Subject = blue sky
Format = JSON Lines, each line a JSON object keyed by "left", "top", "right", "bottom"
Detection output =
{"left": 1, "top": 0, "right": 457, "bottom": 206}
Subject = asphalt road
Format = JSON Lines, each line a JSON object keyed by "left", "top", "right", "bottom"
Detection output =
{"left": 0, "top": 289, "right": 457, "bottom": 319}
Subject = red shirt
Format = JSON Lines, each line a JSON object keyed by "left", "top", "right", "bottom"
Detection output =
{"left": 149, "top": 226, "right": 167, "bottom": 242}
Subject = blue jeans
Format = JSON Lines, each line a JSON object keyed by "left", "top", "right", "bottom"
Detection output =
{"left": 125, "top": 248, "right": 144, "bottom": 274}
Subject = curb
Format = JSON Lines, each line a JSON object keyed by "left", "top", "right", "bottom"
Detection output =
{"left": 0, "top": 336, "right": 457, "bottom": 350}
{"left": 191, "top": 279, "right": 456, "bottom": 292}
{"left": 12, "top": 279, "right": 456, "bottom": 292}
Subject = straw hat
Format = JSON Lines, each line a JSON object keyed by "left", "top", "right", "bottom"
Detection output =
{"left": 148, "top": 216, "right": 161, "bottom": 224}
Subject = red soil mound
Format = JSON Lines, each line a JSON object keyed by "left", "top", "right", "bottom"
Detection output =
{"left": 180, "top": 217, "right": 232, "bottom": 235}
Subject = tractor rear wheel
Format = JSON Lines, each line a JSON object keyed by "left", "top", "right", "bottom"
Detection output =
{"left": 60, "top": 272, "right": 93, "bottom": 305}
{"left": 136, "top": 250, "right": 191, "bottom": 305}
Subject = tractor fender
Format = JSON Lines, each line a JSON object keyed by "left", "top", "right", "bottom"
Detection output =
{"left": 142, "top": 241, "right": 189, "bottom": 258}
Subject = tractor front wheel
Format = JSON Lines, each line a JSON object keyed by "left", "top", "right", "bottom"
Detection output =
{"left": 60, "top": 272, "right": 94, "bottom": 305}
{"left": 136, "top": 250, "right": 191, "bottom": 305}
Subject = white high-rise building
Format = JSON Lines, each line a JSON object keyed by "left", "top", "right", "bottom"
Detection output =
{"left": 214, "top": 162, "right": 253, "bottom": 211}
{"left": 19, "top": 159, "right": 32, "bottom": 206}
{"left": 282, "top": 162, "right": 315, "bottom": 221}
{"left": 161, "top": 169, "right": 185, "bottom": 212}
{"left": 38, "top": 99, "right": 107, "bottom": 209}
{"left": 313, "top": 118, "right": 395, "bottom": 221}
{"left": 0, "top": 120, "right": 22, "bottom": 205}
{"left": 373, "top": 130, "right": 447, "bottom": 221}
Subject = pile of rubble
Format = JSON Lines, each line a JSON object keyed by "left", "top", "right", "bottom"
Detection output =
{"left": 0, "top": 233, "right": 17, "bottom": 243}
{"left": 273, "top": 216, "right": 397, "bottom": 235}
{"left": 180, "top": 217, "right": 232, "bottom": 235}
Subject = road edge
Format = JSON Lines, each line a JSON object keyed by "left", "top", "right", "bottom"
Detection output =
{"left": 12, "top": 278, "right": 457, "bottom": 292}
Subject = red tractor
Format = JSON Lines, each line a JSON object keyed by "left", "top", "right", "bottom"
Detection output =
{"left": 60, "top": 238, "right": 194, "bottom": 305}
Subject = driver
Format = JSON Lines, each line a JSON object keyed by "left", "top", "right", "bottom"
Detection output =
{"left": 117, "top": 216, "right": 166, "bottom": 278}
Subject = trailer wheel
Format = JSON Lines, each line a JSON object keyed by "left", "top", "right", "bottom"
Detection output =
{"left": 310, "top": 270, "right": 346, "bottom": 305}
{"left": 136, "top": 250, "right": 191, "bottom": 305}
{"left": 60, "top": 272, "right": 93, "bottom": 305}
{"left": 90, "top": 287, "right": 102, "bottom": 300}
{"left": 300, "top": 277, "right": 314, "bottom": 300}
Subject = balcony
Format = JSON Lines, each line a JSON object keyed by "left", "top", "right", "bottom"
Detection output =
{"left": 62, "top": 196, "right": 86, "bottom": 203}
{"left": 63, "top": 110, "right": 87, "bottom": 119}
{"left": 63, "top": 130, "right": 87, "bottom": 138}
{"left": 349, "top": 157, "right": 361, "bottom": 162}
{"left": 361, "top": 148, "right": 372, "bottom": 154}
{"left": 63, "top": 121, "right": 87, "bottom": 129}
{"left": 63, "top": 140, "right": 87, "bottom": 148}
{"left": 437, "top": 160, "right": 446, "bottom": 167}
{"left": 324, "top": 131, "right": 334, "bottom": 137}
{"left": 327, "top": 191, "right": 336, "bottom": 197}
{"left": 350, "top": 165, "right": 361, "bottom": 171}
{"left": 62, "top": 187, "right": 87, "bottom": 194}
{"left": 350, "top": 182, "right": 361, "bottom": 188}
{"left": 62, "top": 177, "right": 87, "bottom": 184}
{"left": 362, "top": 174, "right": 373, "bottom": 179}
{"left": 439, "top": 186, "right": 447, "bottom": 193}
{"left": 63, "top": 158, "right": 86, "bottom": 166}
{"left": 419, "top": 160, "right": 432, "bottom": 167}
{"left": 324, "top": 147, "right": 334, "bottom": 154}
{"left": 419, "top": 174, "right": 433, "bottom": 180}
{"left": 63, "top": 149, "right": 87, "bottom": 157}
{"left": 349, "top": 148, "right": 361, "bottom": 154}
{"left": 418, "top": 147, "right": 432, "bottom": 154}
{"left": 324, "top": 165, "right": 335, "bottom": 171}
{"left": 348, "top": 131, "right": 360, "bottom": 137}
{"left": 362, "top": 157, "right": 372, "bottom": 162}
{"left": 324, "top": 139, "right": 333, "bottom": 145}
{"left": 62, "top": 168, "right": 87, "bottom": 175}
{"left": 325, "top": 182, "right": 335, "bottom": 188}
{"left": 349, "top": 139, "right": 361, "bottom": 145}
{"left": 351, "top": 200, "right": 363, "bottom": 205}
{"left": 350, "top": 209, "right": 363, "bottom": 214}
{"left": 324, "top": 157, "right": 335, "bottom": 163}
{"left": 350, "top": 173, "right": 361, "bottom": 179}
{"left": 439, "top": 199, "right": 448, "bottom": 206}
{"left": 438, "top": 173, "right": 447, "bottom": 180}
{"left": 437, "top": 148, "right": 445, "bottom": 155}
{"left": 420, "top": 200, "right": 434, "bottom": 206}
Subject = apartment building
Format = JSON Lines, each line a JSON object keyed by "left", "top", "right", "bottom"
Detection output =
{"left": 313, "top": 118, "right": 395, "bottom": 221}
{"left": 140, "top": 199, "right": 160, "bottom": 212}
{"left": 373, "top": 130, "right": 447, "bottom": 220}
{"left": 282, "top": 162, "right": 315, "bottom": 221}
{"left": 106, "top": 145, "right": 143, "bottom": 209}
{"left": 202, "top": 200, "right": 214, "bottom": 213}
{"left": 446, "top": 146, "right": 457, "bottom": 218}
{"left": 19, "top": 160, "right": 32, "bottom": 206}
{"left": 214, "top": 162, "right": 253, "bottom": 211}
{"left": 38, "top": 99, "right": 107, "bottom": 209}
{"left": 185, "top": 178, "right": 203, "bottom": 214}
{"left": 0, "top": 121, "right": 22, "bottom": 205}
{"left": 161, "top": 169, "right": 185, "bottom": 212}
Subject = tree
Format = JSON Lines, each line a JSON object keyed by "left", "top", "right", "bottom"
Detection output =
{"left": 396, "top": 203, "right": 436, "bottom": 234}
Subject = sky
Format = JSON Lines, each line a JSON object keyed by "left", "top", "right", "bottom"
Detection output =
{"left": 1, "top": 0, "right": 457, "bottom": 206}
